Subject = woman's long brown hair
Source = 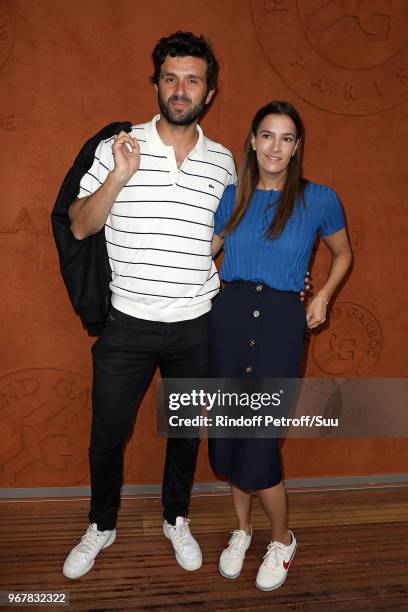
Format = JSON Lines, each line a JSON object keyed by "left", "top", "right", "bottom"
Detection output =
{"left": 222, "top": 101, "right": 308, "bottom": 239}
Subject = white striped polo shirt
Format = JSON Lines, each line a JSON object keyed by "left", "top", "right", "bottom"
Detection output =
{"left": 77, "top": 115, "right": 237, "bottom": 322}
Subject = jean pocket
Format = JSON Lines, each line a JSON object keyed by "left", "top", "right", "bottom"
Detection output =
{"left": 107, "top": 307, "right": 128, "bottom": 322}
{"left": 106, "top": 311, "right": 117, "bottom": 322}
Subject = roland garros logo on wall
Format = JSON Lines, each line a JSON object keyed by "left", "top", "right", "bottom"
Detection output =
{"left": 310, "top": 302, "right": 382, "bottom": 376}
{"left": 0, "top": 369, "right": 92, "bottom": 486}
{"left": 0, "top": 368, "right": 136, "bottom": 487}
{"left": 0, "top": 0, "right": 15, "bottom": 71}
{"left": 251, "top": 0, "right": 408, "bottom": 115}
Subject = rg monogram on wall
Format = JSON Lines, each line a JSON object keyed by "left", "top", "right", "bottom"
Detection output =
{"left": 252, "top": 0, "right": 408, "bottom": 115}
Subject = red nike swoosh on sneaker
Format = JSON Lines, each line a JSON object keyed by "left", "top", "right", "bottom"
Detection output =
{"left": 283, "top": 546, "right": 296, "bottom": 570}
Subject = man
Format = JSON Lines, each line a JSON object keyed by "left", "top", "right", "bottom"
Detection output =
{"left": 63, "top": 31, "right": 236, "bottom": 579}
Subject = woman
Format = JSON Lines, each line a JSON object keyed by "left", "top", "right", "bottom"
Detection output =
{"left": 209, "top": 101, "right": 352, "bottom": 591}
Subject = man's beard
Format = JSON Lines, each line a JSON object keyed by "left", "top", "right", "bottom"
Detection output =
{"left": 158, "top": 92, "right": 207, "bottom": 126}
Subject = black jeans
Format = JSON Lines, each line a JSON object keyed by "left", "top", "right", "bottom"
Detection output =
{"left": 88, "top": 307, "right": 209, "bottom": 530}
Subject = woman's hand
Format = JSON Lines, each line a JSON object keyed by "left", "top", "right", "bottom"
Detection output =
{"left": 306, "top": 295, "right": 328, "bottom": 329}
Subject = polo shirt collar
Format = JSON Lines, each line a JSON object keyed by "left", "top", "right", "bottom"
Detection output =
{"left": 146, "top": 114, "right": 207, "bottom": 157}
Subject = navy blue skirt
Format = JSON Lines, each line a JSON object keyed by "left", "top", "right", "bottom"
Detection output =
{"left": 208, "top": 280, "right": 307, "bottom": 490}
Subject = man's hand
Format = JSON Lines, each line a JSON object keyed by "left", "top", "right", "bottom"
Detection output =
{"left": 299, "top": 271, "right": 312, "bottom": 302}
{"left": 69, "top": 131, "right": 140, "bottom": 240}
{"left": 111, "top": 131, "right": 140, "bottom": 186}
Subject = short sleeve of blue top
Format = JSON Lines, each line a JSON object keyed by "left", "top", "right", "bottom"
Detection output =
{"left": 214, "top": 182, "right": 345, "bottom": 292}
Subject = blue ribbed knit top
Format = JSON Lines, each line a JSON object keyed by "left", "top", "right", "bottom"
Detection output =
{"left": 214, "top": 182, "right": 345, "bottom": 292}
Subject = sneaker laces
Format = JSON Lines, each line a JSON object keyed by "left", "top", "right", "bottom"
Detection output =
{"left": 173, "top": 518, "right": 193, "bottom": 550}
{"left": 76, "top": 526, "right": 104, "bottom": 556}
{"left": 262, "top": 541, "right": 287, "bottom": 569}
{"left": 227, "top": 530, "right": 249, "bottom": 556}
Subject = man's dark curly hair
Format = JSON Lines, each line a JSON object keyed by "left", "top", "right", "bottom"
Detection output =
{"left": 151, "top": 31, "right": 219, "bottom": 91}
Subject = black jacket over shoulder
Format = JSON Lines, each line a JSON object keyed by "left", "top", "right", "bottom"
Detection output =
{"left": 51, "top": 121, "right": 132, "bottom": 336}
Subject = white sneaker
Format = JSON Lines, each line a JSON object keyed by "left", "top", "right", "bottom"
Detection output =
{"left": 219, "top": 527, "right": 252, "bottom": 579}
{"left": 63, "top": 523, "right": 116, "bottom": 579}
{"left": 255, "top": 530, "right": 297, "bottom": 591}
{"left": 163, "top": 516, "right": 202, "bottom": 571}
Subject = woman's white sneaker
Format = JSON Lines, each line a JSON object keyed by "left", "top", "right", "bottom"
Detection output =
{"left": 255, "top": 530, "right": 297, "bottom": 591}
{"left": 219, "top": 527, "right": 252, "bottom": 579}
{"left": 63, "top": 523, "right": 116, "bottom": 579}
{"left": 163, "top": 517, "right": 202, "bottom": 571}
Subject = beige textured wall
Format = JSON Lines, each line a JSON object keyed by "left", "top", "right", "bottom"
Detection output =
{"left": 1, "top": 0, "right": 407, "bottom": 488}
